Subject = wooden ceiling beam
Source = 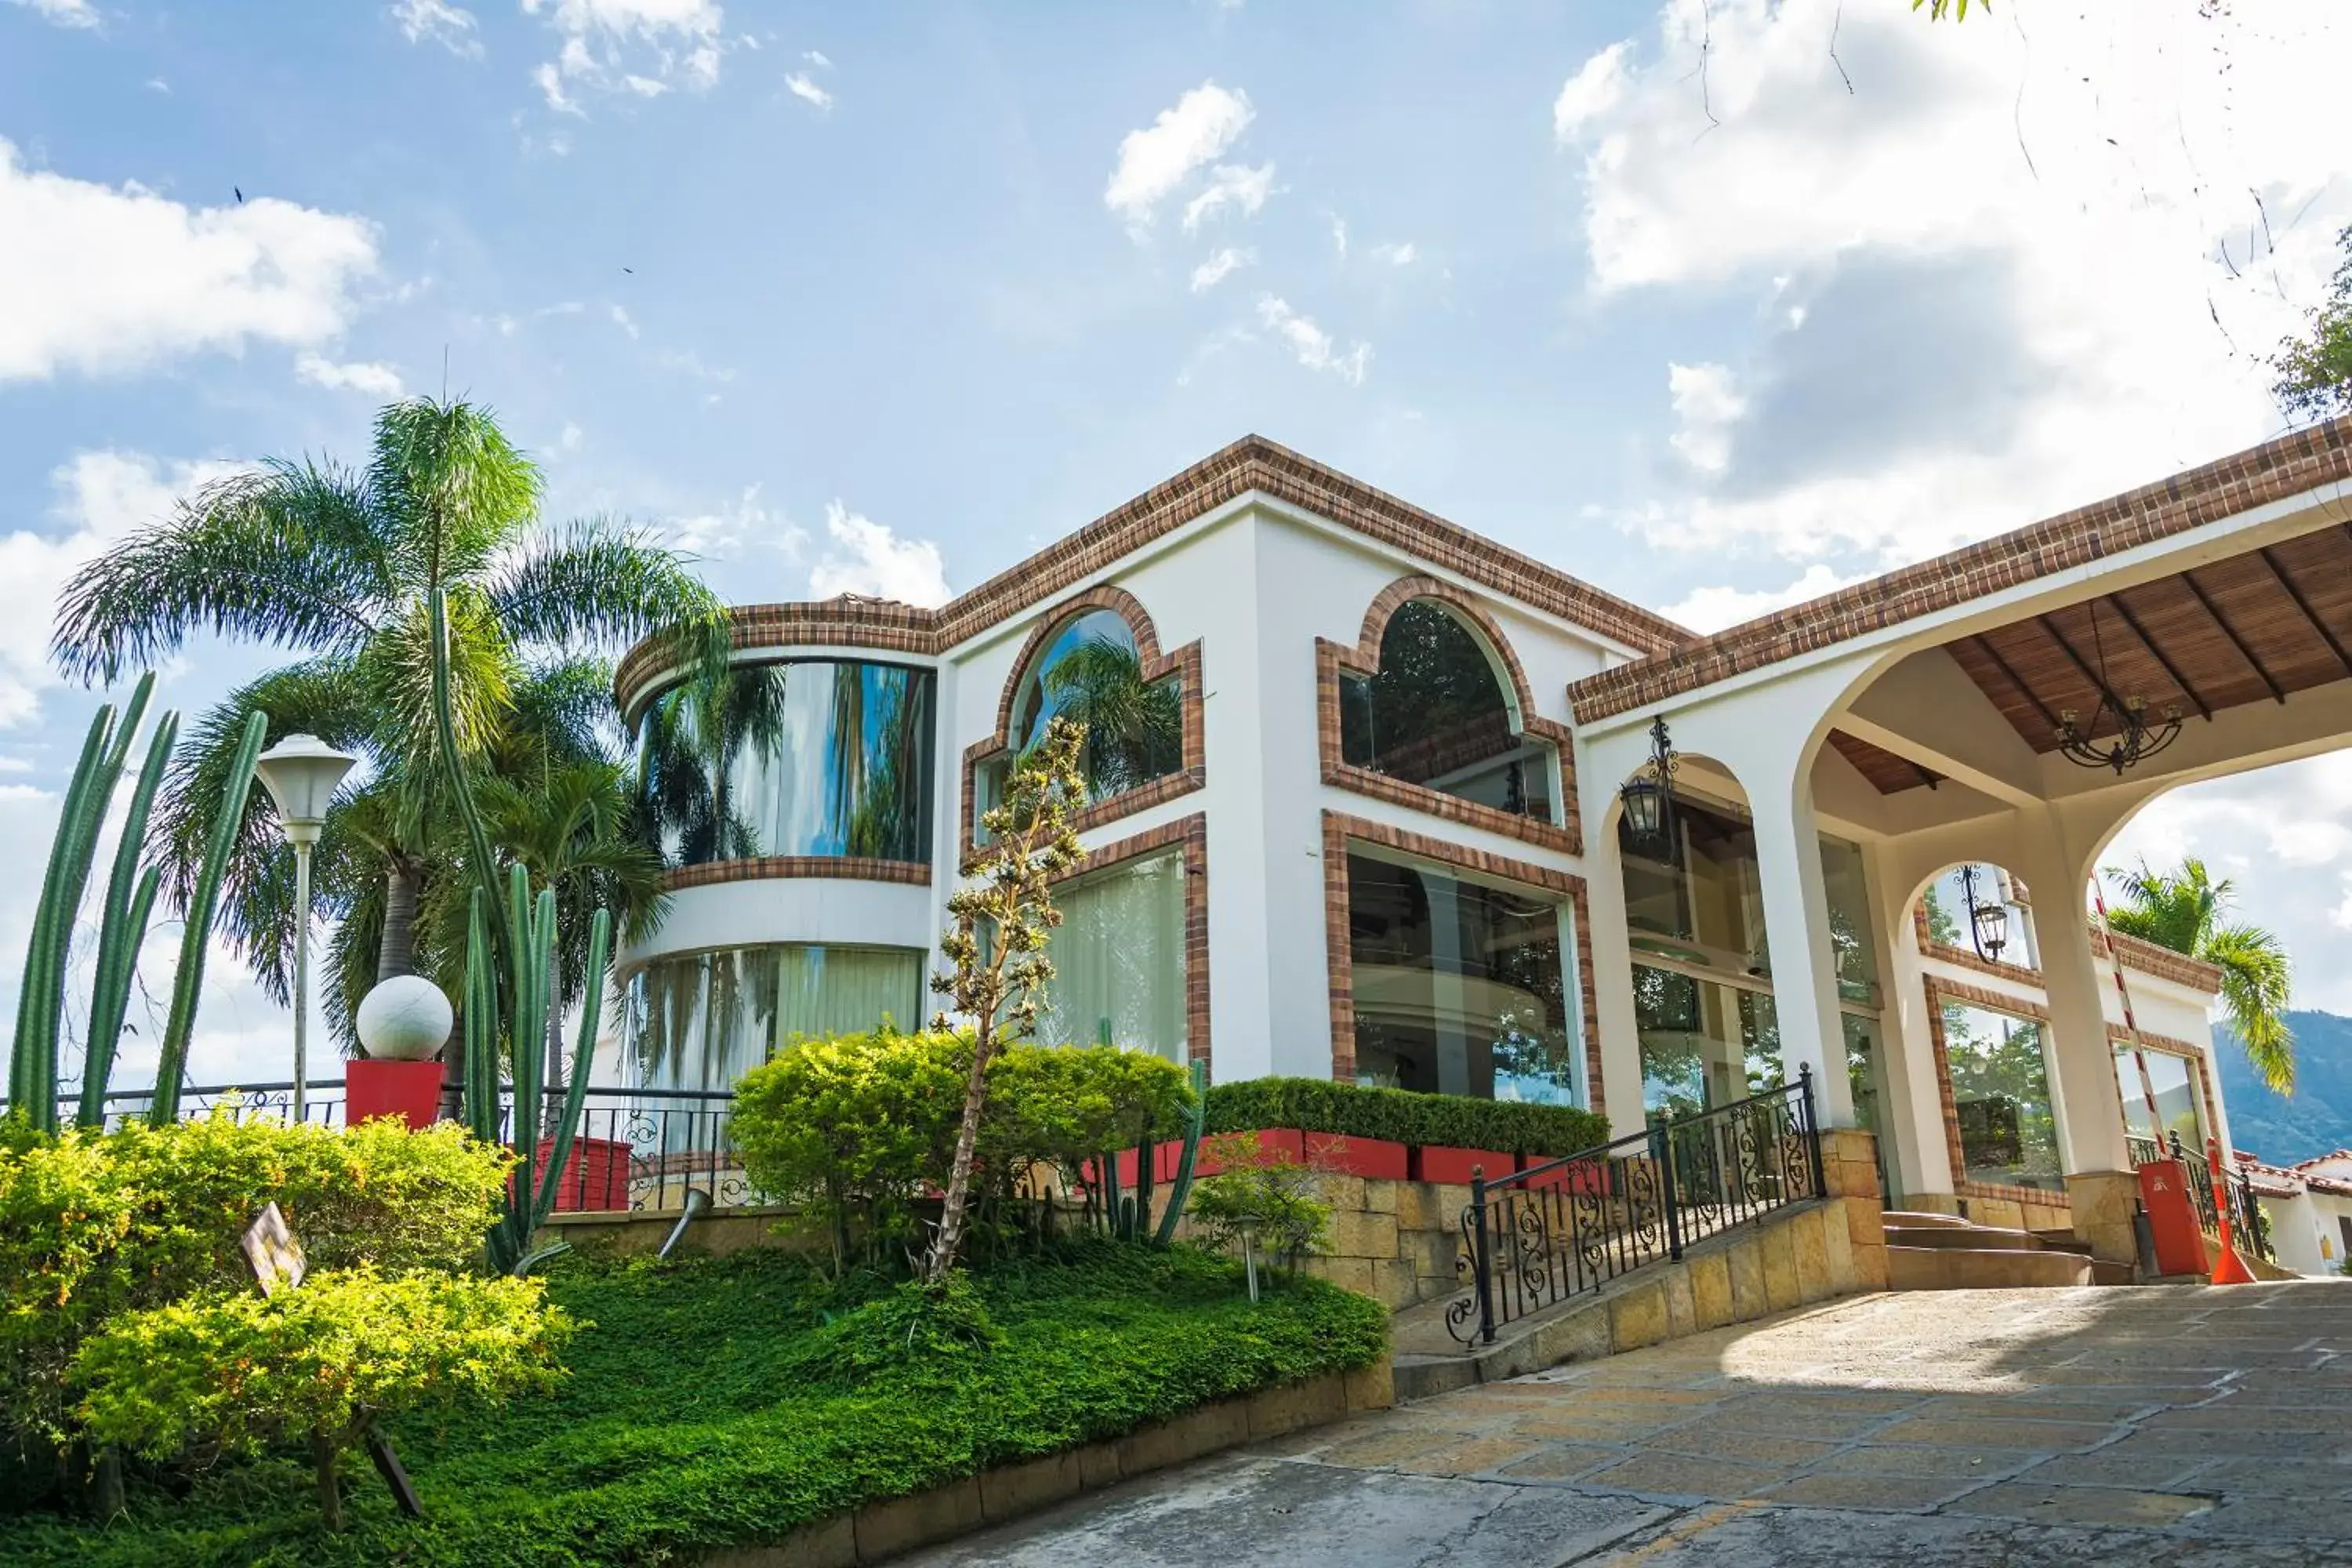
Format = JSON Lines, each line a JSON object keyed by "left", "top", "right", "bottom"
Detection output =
{"left": 2106, "top": 587, "right": 2214, "bottom": 722}
{"left": 2256, "top": 544, "right": 2352, "bottom": 678}
{"left": 2181, "top": 568, "right": 2288, "bottom": 704}
{"left": 1970, "top": 633, "right": 2063, "bottom": 735}
{"left": 2035, "top": 612, "right": 2137, "bottom": 725}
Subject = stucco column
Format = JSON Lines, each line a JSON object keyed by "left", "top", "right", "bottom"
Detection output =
{"left": 1862, "top": 838, "right": 1953, "bottom": 1201}
{"left": 1582, "top": 848, "right": 1651, "bottom": 1137}
{"left": 2013, "top": 821, "right": 2138, "bottom": 1263}
{"left": 1744, "top": 756, "right": 1858, "bottom": 1128}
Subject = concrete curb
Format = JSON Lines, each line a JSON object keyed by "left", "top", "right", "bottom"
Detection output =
{"left": 697, "top": 1361, "right": 1396, "bottom": 1566}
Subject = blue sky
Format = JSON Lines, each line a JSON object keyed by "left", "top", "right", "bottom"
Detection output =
{"left": 3, "top": 0, "right": 2349, "bottom": 1087}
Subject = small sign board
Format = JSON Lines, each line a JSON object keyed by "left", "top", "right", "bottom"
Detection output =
{"left": 240, "top": 1201, "right": 307, "bottom": 1297}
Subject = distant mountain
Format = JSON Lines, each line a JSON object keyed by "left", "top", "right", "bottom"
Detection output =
{"left": 2216, "top": 1009, "right": 2352, "bottom": 1165}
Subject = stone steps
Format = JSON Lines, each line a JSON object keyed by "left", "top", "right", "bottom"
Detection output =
{"left": 1886, "top": 1243, "right": 2096, "bottom": 1290}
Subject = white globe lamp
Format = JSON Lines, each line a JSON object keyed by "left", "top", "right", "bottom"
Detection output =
{"left": 355, "top": 975, "right": 455, "bottom": 1062}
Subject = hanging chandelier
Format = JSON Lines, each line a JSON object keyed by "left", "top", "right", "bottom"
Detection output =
{"left": 2053, "top": 601, "right": 2183, "bottom": 774}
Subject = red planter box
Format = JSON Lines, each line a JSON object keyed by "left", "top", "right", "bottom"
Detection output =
{"left": 1304, "top": 1132, "right": 1409, "bottom": 1180}
{"left": 528, "top": 1134, "right": 633, "bottom": 1213}
{"left": 347, "top": 1058, "right": 445, "bottom": 1130}
{"left": 1410, "top": 1145, "right": 1516, "bottom": 1185}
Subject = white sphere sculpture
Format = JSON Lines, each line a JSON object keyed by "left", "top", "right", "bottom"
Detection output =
{"left": 355, "top": 975, "right": 454, "bottom": 1062}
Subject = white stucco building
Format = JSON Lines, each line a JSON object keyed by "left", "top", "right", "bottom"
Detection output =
{"left": 614, "top": 419, "right": 2352, "bottom": 1267}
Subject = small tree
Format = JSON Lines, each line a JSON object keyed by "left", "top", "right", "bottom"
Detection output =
{"left": 920, "top": 717, "right": 1086, "bottom": 1284}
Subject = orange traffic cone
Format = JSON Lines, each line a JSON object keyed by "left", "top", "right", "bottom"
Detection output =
{"left": 2207, "top": 1137, "right": 2258, "bottom": 1285}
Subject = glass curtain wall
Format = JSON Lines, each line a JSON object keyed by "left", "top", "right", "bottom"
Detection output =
{"left": 1338, "top": 600, "right": 1555, "bottom": 823}
{"left": 1345, "top": 853, "right": 1581, "bottom": 1104}
{"left": 636, "top": 660, "right": 936, "bottom": 866}
{"left": 1940, "top": 999, "right": 2062, "bottom": 1190}
{"left": 1622, "top": 797, "right": 1882, "bottom": 1127}
{"left": 1036, "top": 850, "right": 1189, "bottom": 1062}
{"left": 626, "top": 943, "right": 926, "bottom": 1096}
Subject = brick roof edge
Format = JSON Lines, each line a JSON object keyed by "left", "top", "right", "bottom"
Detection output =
{"left": 617, "top": 434, "right": 1694, "bottom": 714}
{"left": 1566, "top": 416, "right": 2352, "bottom": 724}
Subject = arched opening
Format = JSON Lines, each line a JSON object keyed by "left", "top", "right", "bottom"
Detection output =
{"left": 1005, "top": 608, "right": 1183, "bottom": 802}
{"left": 1340, "top": 598, "right": 1555, "bottom": 823}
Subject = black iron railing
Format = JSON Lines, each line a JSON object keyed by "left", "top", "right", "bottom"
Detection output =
{"left": 1449, "top": 1069, "right": 1824, "bottom": 1348}
{"left": 5, "top": 1080, "right": 753, "bottom": 1214}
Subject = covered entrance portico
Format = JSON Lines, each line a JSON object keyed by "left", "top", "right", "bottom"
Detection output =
{"left": 1570, "top": 419, "right": 2352, "bottom": 1265}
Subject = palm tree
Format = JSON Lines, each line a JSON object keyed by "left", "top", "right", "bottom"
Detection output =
{"left": 2104, "top": 857, "right": 2295, "bottom": 1094}
{"left": 51, "top": 397, "right": 723, "bottom": 1066}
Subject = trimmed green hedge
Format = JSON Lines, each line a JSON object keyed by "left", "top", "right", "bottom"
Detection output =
{"left": 1203, "top": 1078, "right": 1607, "bottom": 1156}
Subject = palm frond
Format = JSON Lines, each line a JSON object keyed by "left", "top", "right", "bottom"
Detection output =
{"left": 52, "top": 464, "right": 392, "bottom": 683}
{"left": 481, "top": 518, "right": 727, "bottom": 668}
{"left": 369, "top": 398, "right": 543, "bottom": 590}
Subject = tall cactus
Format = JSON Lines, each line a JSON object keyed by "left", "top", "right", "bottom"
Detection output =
{"left": 3, "top": 677, "right": 254, "bottom": 1136}
{"left": 146, "top": 710, "right": 268, "bottom": 1126}
{"left": 431, "top": 585, "right": 615, "bottom": 1276}
{"left": 1152, "top": 1060, "right": 1209, "bottom": 1247}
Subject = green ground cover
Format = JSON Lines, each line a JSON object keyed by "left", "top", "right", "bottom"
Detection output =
{"left": 0, "top": 1240, "right": 1387, "bottom": 1568}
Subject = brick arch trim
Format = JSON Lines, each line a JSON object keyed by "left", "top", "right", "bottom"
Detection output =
{"left": 1318, "top": 574, "right": 1581, "bottom": 855}
{"left": 959, "top": 583, "right": 1206, "bottom": 869}
{"left": 990, "top": 583, "right": 1169, "bottom": 743}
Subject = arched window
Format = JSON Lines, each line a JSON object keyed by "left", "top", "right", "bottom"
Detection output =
{"left": 1340, "top": 600, "right": 1553, "bottom": 822}
{"left": 999, "top": 608, "right": 1182, "bottom": 804}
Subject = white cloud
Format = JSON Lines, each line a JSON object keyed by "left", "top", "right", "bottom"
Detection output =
{"left": 1552, "top": 39, "right": 1630, "bottom": 141}
{"left": 1664, "top": 361, "right": 1744, "bottom": 474}
{"left": 1564, "top": 0, "right": 2350, "bottom": 568}
{"left": 608, "top": 303, "right": 639, "bottom": 338}
{"left": 667, "top": 483, "right": 804, "bottom": 561}
{"left": 1189, "top": 247, "right": 1250, "bottom": 292}
{"left": 1254, "top": 296, "right": 1370, "bottom": 385}
{"left": 1104, "top": 82, "right": 1253, "bottom": 228}
{"left": 1370, "top": 241, "right": 1416, "bottom": 267}
{"left": 0, "top": 141, "right": 379, "bottom": 383}
{"left": 521, "top": 0, "right": 726, "bottom": 114}
{"left": 1330, "top": 216, "right": 1348, "bottom": 256}
{"left": 391, "top": 0, "right": 481, "bottom": 57}
{"left": 1180, "top": 162, "right": 1274, "bottom": 232}
{"left": 802, "top": 49, "right": 830, "bottom": 67}
{"left": 294, "top": 352, "right": 403, "bottom": 397}
{"left": 558, "top": 420, "right": 583, "bottom": 450}
{"left": 5, "top": 0, "right": 98, "bottom": 29}
{"left": 0, "top": 452, "right": 245, "bottom": 728}
{"left": 808, "top": 502, "right": 949, "bottom": 607}
{"left": 784, "top": 71, "right": 831, "bottom": 110}
{"left": 1659, "top": 563, "right": 1856, "bottom": 634}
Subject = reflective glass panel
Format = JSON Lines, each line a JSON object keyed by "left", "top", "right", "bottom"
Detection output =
{"left": 1940, "top": 1000, "right": 2061, "bottom": 1190}
{"left": 1339, "top": 600, "right": 1554, "bottom": 822}
{"left": 637, "top": 661, "right": 935, "bottom": 864}
{"left": 2115, "top": 1045, "right": 2204, "bottom": 1148}
{"left": 624, "top": 943, "right": 925, "bottom": 1096}
{"left": 1037, "top": 850, "right": 1189, "bottom": 1062}
{"left": 1345, "top": 853, "right": 1579, "bottom": 1103}
{"left": 1634, "top": 965, "right": 1781, "bottom": 1120}
{"left": 1621, "top": 797, "right": 1769, "bottom": 967}
{"left": 1008, "top": 610, "right": 1182, "bottom": 804}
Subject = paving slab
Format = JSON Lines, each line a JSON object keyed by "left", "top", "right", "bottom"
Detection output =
{"left": 905, "top": 1283, "right": 2352, "bottom": 1567}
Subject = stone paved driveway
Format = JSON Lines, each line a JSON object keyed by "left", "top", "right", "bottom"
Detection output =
{"left": 906, "top": 1282, "right": 2352, "bottom": 1566}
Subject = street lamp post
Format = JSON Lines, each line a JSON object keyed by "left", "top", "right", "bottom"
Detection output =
{"left": 254, "top": 735, "right": 358, "bottom": 1125}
